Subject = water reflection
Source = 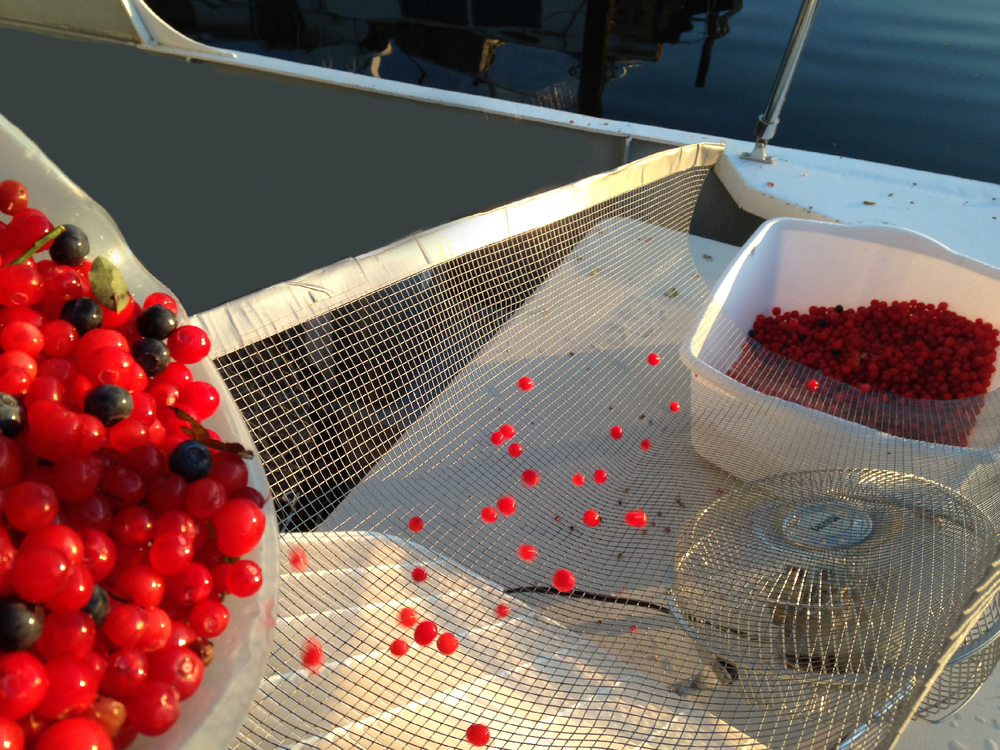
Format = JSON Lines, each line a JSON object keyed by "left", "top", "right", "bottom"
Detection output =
{"left": 150, "top": 0, "right": 743, "bottom": 114}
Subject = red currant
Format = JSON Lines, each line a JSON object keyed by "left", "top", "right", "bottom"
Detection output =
{"left": 142, "top": 293, "right": 178, "bottom": 315}
{"left": 101, "top": 465, "right": 145, "bottom": 507}
{"left": 495, "top": 604, "right": 510, "bottom": 618}
{"left": 552, "top": 568, "right": 576, "bottom": 593}
{"left": 126, "top": 681, "right": 179, "bottom": 736}
{"left": 640, "top": 438, "right": 652, "bottom": 451}
{"left": 188, "top": 600, "right": 229, "bottom": 638}
{"left": 398, "top": 607, "right": 418, "bottom": 628}
{"left": 466, "top": 723, "right": 490, "bottom": 746}
{"left": 147, "top": 646, "right": 203, "bottom": 700}
{"left": 516, "top": 544, "right": 537, "bottom": 561}
{"left": 497, "top": 495, "right": 516, "bottom": 516}
{"left": 507, "top": 442, "right": 522, "bottom": 457}
{"left": 13, "top": 546, "right": 70, "bottom": 602}
{"left": 0, "top": 651, "right": 48, "bottom": 719}
{"left": 0, "top": 180, "right": 28, "bottom": 215}
{"left": 166, "top": 326, "right": 210, "bottom": 364}
{"left": 437, "top": 632, "right": 459, "bottom": 655}
{"left": 583, "top": 509, "right": 601, "bottom": 527}
{"left": 647, "top": 352, "right": 661, "bottom": 365}
{"left": 610, "top": 425, "right": 623, "bottom": 440}
{"left": 593, "top": 469, "right": 607, "bottom": 484}
{"left": 408, "top": 516, "right": 424, "bottom": 532}
{"left": 137, "top": 607, "right": 172, "bottom": 652}
{"left": 572, "top": 472, "right": 585, "bottom": 486}
{"left": 517, "top": 376, "right": 534, "bottom": 391}
{"left": 206, "top": 452, "right": 248, "bottom": 494}
{"left": 185, "top": 477, "right": 227, "bottom": 520}
{"left": 101, "top": 604, "right": 147, "bottom": 648}
{"left": 481, "top": 506, "right": 498, "bottom": 523}
{"left": 625, "top": 510, "right": 648, "bottom": 528}
{"left": 288, "top": 546, "right": 308, "bottom": 572}
{"left": 162, "top": 563, "right": 212, "bottom": 608}
{"left": 669, "top": 401, "right": 681, "bottom": 412}
{"left": 35, "top": 717, "right": 112, "bottom": 750}
{"left": 177, "top": 381, "right": 219, "bottom": 421}
{"left": 0, "top": 717, "right": 23, "bottom": 750}
{"left": 20, "top": 523, "right": 83, "bottom": 564}
{"left": 148, "top": 532, "right": 194, "bottom": 575}
{"left": 45, "top": 564, "right": 94, "bottom": 611}
{"left": 388, "top": 639, "right": 409, "bottom": 657}
{"left": 36, "top": 656, "right": 99, "bottom": 720}
{"left": 411, "top": 567, "right": 427, "bottom": 583}
{"left": 499, "top": 423, "right": 515, "bottom": 439}
{"left": 4, "top": 480, "right": 58, "bottom": 532}
{"left": 489, "top": 431, "right": 503, "bottom": 445}
{"left": 521, "top": 469, "right": 540, "bottom": 487}
{"left": 225, "top": 559, "right": 263, "bottom": 597}
{"left": 302, "top": 637, "right": 325, "bottom": 673}
{"left": 211, "top": 498, "right": 265, "bottom": 557}
{"left": 80, "top": 529, "right": 117, "bottom": 582}
{"left": 112, "top": 506, "right": 155, "bottom": 547}
{"left": 115, "top": 564, "right": 164, "bottom": 608}
{"left": 413, "top": 620, "right": 437, "bottom": 646}
{"left": 99, "top": 648, "right": 149, "bottom": 699}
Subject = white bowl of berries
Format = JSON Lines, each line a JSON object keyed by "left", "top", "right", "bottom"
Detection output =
{"left": 681, "top": 218, "right": 1000, "bottom": 499}
{"left": 0, "top": 114, "right": 277, "bottom": 749}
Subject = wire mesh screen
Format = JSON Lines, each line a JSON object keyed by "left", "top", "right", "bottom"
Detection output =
{"left": 203, "top": 145, "right": 1000, "bottom": 750}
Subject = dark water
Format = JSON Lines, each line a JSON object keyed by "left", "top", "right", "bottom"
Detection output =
{"left": 151, "top": 0, "right": 1000, "bottom": 185}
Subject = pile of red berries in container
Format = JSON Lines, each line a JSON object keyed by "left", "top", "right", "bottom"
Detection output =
{"left": 0, "top": 179, "right": 267, "bottom": 750}
{"left": 727, "top": 301, "right": 1000, "bottom": 446}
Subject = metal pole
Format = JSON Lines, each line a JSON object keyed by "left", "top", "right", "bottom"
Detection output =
{"left": 742, "top": 0, "right": 821, "bottom": 163}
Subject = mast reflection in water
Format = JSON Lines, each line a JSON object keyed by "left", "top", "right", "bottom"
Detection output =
{"left": 148, "top": 0, "right": 743, "bottom": 116}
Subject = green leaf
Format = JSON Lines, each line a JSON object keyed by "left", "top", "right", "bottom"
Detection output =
{"left": 89, "top": 257, "right": 131, "bottom": 312}
{"left": 665, "top": 287, "right": 679, "bottom": 298}
{"left": 589, "top": 268, "right": 602, "bottom": 277}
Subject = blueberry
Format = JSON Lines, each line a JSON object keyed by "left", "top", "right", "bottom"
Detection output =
{"left": 60, "top": 297, "right": 103, "bottom": 334}
{"left": 0, "top": 598, "right": 44, "bottom": 651}
{"left": 131, "top": 337, "right": 171, "bottom": 377}
{"left": 83, "top": 585, "right": 110, "bottom": 627}
{"left": 49, "top": 224, "right": 89, "bottom": 266}
{"left": 136, "top": 304, "right": 177, "bottom": 340}
{"left": 170, "top": 440, "right": 212, "bottom": 481}
{"left": 0, "top": 392, "right": 24, "bottom": 437}
{"left": 84, "top": 384, "right": 133, "bottom": 426}
{"left": 835, "top": 305, "right": 844, "bottom": 313}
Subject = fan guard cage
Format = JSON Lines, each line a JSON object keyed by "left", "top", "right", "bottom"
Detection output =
{"left": 187, "top": 143, "right": 1000, "bottom": 750}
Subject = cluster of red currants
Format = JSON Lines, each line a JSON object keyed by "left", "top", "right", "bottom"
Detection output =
{"left": 744, "top": 301, "right": 999, "bottom": 400}
{"left": 0, "top": 179, "right": 267, "bottom": 749}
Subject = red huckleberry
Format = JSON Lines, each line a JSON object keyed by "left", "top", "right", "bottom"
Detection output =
{"left": 481, "top": 506, "right": 498, "bottom": 523}
{"left": 583, "top": 509, "right": 601, "bottom": 527}
{"left": 517, "top": 544, "right": 538, "bottom": 562}
{"left": 647, "top": 352, "right": 661, "bottom": 366}
{"left": 413, "top": 620, "right": 438, "bottom": 646}
{"left": 466, "top": 723, "right": 491, "bottom": 747}
{"left": 389, "top": 639, "right": 409, "bottom": 657}
{"left": 625, "top": 510, "right": 648, "bottom": 528}
{"left": 507, "top": 442, "right": 522, "bottom": 457}
{"left": 517, "top": 376, "right": 534, "bottom": 391}
{"left": 408, "top": 516, "right": 424, "bottom": 532}
{"left": 497, "top": 495, "right": 517, "bottom": 516}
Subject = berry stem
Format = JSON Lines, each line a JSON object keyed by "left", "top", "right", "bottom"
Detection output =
{"left": 10, "top": 225, "right": 65, "bottom": 265}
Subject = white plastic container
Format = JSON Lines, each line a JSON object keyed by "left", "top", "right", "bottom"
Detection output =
{"left": 680, "top": 218, "right": 1000, "bottom": 498}
{"left": 0, "top": 114, "right": 278, "bottom": 748}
